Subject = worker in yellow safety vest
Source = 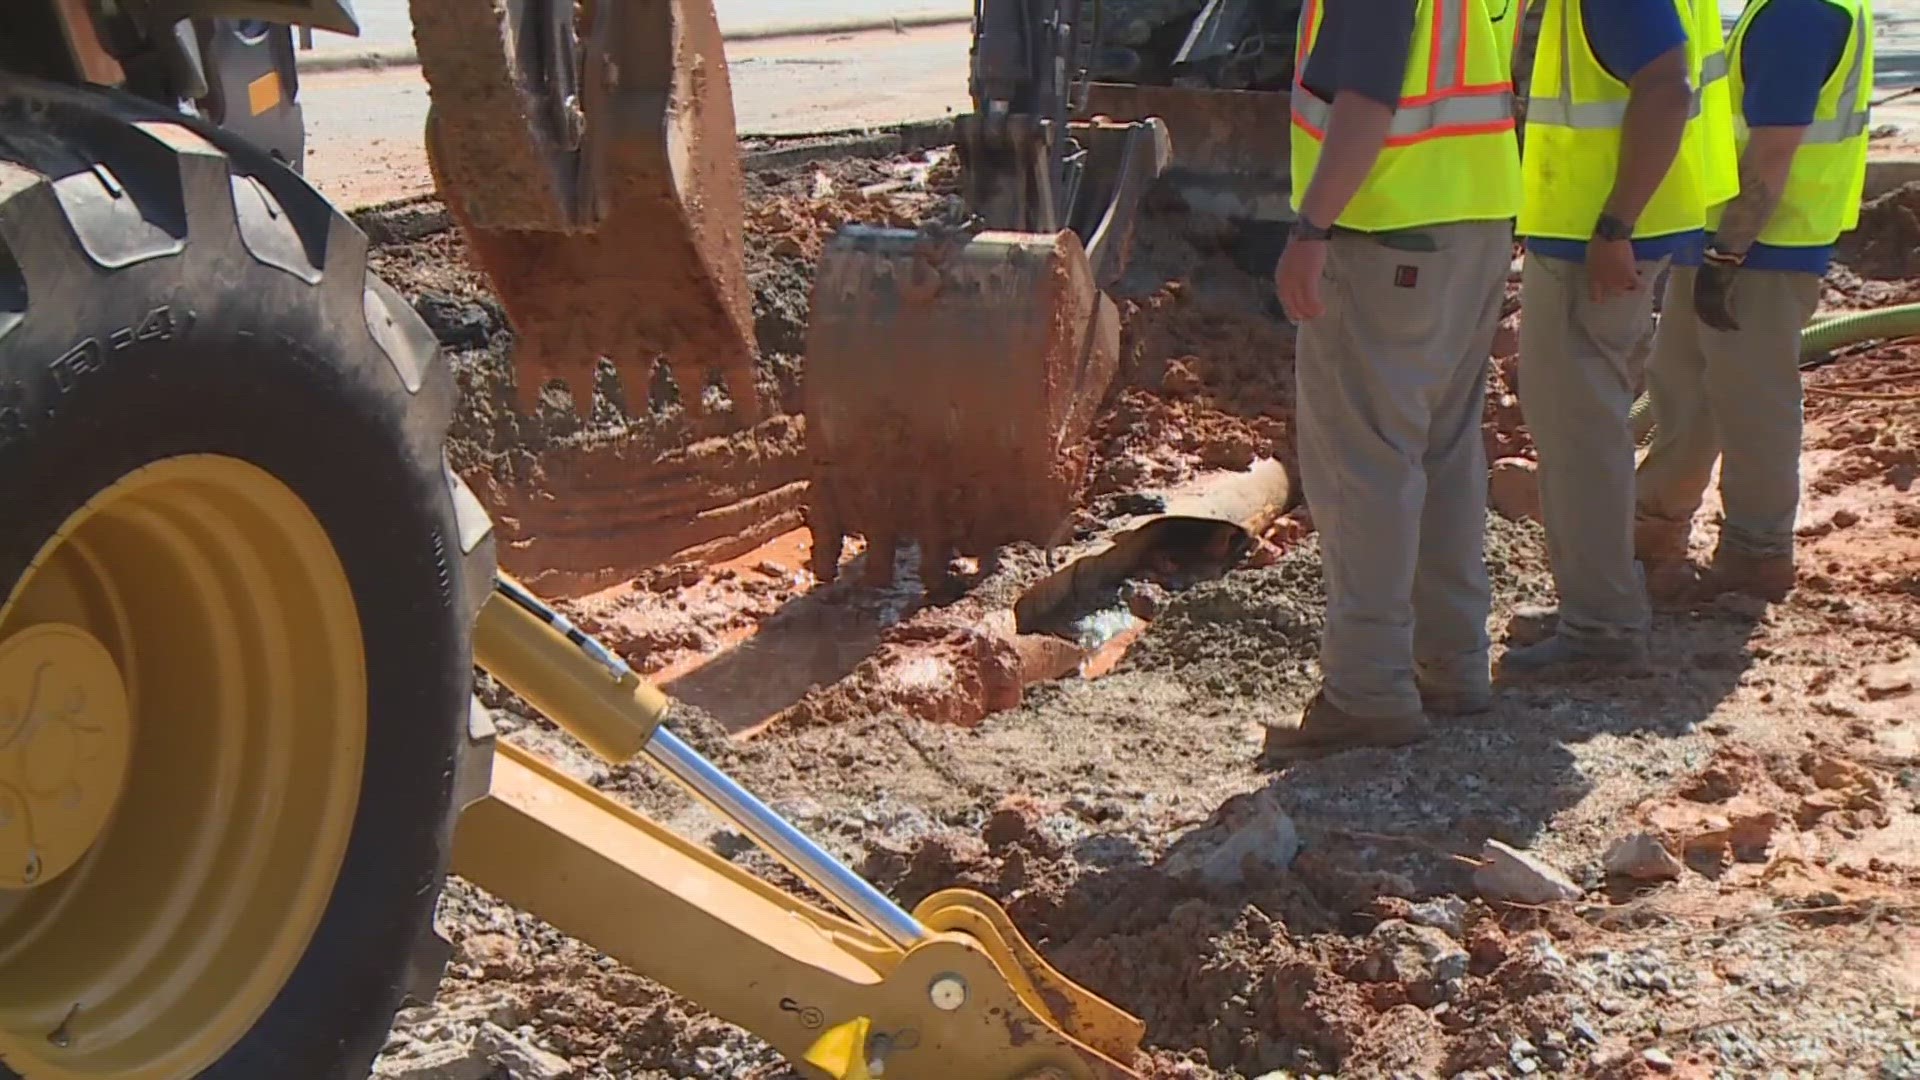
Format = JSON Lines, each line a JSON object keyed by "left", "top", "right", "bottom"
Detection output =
{"left": 1635, "top": 0, "right": 1874, "bottom": 602}
{"left": 1263, "top": 0, "right": 1520, "bottom": 758}
{"left": 1493, "top": 0, "right": 1737, "bottom": 684}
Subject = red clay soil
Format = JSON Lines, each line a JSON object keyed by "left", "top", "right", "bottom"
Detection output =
{"left": 371, "top": 144, "right": 1920, "bottom": 1080}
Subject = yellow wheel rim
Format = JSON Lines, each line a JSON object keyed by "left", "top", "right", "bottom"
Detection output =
{"left": 0, "top": 455, "right": 366, "bottom": 1079}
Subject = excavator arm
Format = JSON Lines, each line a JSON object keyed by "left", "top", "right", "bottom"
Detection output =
{"left": 464, "top": 577, "right": 1147, "bottom": 1079}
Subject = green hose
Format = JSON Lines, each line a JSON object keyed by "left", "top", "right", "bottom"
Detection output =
{"left": 1628, "top": 300, "right": 1920, "bottom": 444}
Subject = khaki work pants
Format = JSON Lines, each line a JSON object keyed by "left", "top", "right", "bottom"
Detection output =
{"left": 1635, "top": 266, "right": 1822, "bottom": 558}
{"left": 1296, "top": 220, "right": 1512, "bottom": 719}
{"left": 1517, "top": 252, "right": 1671, "bottom": 642}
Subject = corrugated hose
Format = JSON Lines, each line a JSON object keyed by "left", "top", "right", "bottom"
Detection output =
{"left": 1629, "top": 299, "right": 1920, "bottom": 443}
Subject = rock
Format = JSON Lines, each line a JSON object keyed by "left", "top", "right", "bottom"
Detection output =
{"left": 372, "top": 1038, "right": 495, "bottom": 1080}
{"left": 1162, "top": 357, "right": 1204, "bottom": 396}
{"left": 1642, "top": 1046, "right": 1676, "bottom": 1072}
{"left": 1491, "top": 321, "right": 1520, "bottom": 360}
{"left": 459, "top": 933, "right": 520, "bottom": 978}
{"left": 983, "top": 794, "right": 1059, "bottom": 856}
{"left": 1504, "top": 603, "right": 1559, "bottom": 647}
{"left": 1357, "top": 919, "right": 1470, "bottom": 1004}
{"left": 1862, "top": 658, "right": 1918, "bottom": 701}
{"left": 1162, "top": 790, "right": 1302, "bottom": 886}
{"left": 1644, "top": 802, "right": 1734, "bottom": 862}
{"left": 1724, "top": 799, "right": 1780, "bottom": 861}
{"left": 477, "top": 1023, "right": 574, "bottom": 1080}
{"left": 1831, "top": 507, "right": 1861, "bottom": 529}
{"left": 1475, "top": 839, "right": 1581, "bottom": 904}
{"left": 412, "top": 292, "right": 498, "bottom": 350}
{"left": 1408, "top": 895, "right": 1469, "bottom": 940}
{"left": 1796, "top": 789, "right": 1850, "bottom": 828}
{"left": 1603, "top": 831, "right": 1685, "bottom": 881}
{"left": 1488, "top": 457, "right": 1542, "bottom": 522}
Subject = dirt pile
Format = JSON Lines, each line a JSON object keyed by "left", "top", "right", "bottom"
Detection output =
{"left": 358, "top": 146, "right": 959, "bottom": 597}
{"left": 1836, "top": 181, "right": 1920, "bottom": 282}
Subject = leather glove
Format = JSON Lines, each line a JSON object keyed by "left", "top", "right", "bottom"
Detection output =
{"left": 1694, "top": 252, "right": 1742, "bottom": 333}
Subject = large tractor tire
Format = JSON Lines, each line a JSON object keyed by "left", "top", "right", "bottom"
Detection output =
{"left": 0, "top": 78, "right": 496, "bottom": 1078}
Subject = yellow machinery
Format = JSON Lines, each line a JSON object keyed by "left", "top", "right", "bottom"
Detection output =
{"left": 0, "top": 0, "right": 1160, "bottom": 1076}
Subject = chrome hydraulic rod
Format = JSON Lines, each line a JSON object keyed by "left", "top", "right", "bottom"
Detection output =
{"left": 477, "top": 575, "right": 928, "bottom": 951}
{"left": 645, "top": 725, "right": 928, "bottom": 950}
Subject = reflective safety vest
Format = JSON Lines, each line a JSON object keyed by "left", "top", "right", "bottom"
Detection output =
{"left": 1489, "top": 0, "right": 1528, "bottom": 85}
{"left": 1290, "top": 0, "right": 1522, "bottom": 232}
{"left": 1708, "top": 0, "right": 1874, "bottom": 246}
{"left": 1518, "top": 0, "right": 1737, "bottom": 239}
{"left": 1692, "top": 0, "right": 1739, "bottom": 207}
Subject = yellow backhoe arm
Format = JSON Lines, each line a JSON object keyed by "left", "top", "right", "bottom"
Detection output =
{"left": 464, "top": 577, "right": 1146, "bottom": 1080}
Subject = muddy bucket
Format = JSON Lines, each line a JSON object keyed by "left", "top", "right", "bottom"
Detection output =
{"left": 803, "top": 225, "right": 1121, "bottom": 588}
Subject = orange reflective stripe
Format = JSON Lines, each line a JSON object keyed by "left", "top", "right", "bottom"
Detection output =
{"left": 1295, "top": 0, "right": 1320, "bottom": 73}
{"left": 1291, "top": 0, "right": 1514, "bottom": 146}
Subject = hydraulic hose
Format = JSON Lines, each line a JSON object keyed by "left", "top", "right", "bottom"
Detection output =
{"left": 1629, "top": 299, "right": 1920, "bottom": 443}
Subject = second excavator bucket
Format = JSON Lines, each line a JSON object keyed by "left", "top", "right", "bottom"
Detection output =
{"left": 414, "top": 0, "right": 761, "bottom": 417}
{"left": 803, "top": 226, "right": 1121, "bottom": 590}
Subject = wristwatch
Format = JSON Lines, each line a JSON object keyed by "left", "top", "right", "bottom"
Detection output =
{"left": 1593, "top": 213, "right": 1634, "bottom": 242}
{"left": 1290, "top": 214, "right": 1334, "bottom": 242}
{"left": 1702, "top": 244, "right": 1747, "bottom": 268}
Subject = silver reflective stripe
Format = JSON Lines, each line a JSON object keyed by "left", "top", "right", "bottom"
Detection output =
{"left": 1293, "top": 84, "right": 1515, "bottom": 135}
{"left": 1531, "top": 0, "right": 1703, "bottom": 130}
{"left": 1526, "top": 92, "right": 1702, "bottom": 127}
{"left": 1434, "top": 0, "right": 1463, "bottom": 90}
{"left": 1699, "top": 49, "right": 1728, "bottom": 86}
{"left": 1799, "top": 4, "right": 1871, "bottom": 144}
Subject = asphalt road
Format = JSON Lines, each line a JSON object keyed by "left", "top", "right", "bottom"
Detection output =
{"left": 298, "top": 23, "right": 974, "bottom": 207}
{"left": 306, "top": 0, "right": 969, "bottom": 57}
{"left": 296, "top": 3, "right": 1920, "bottom": 209}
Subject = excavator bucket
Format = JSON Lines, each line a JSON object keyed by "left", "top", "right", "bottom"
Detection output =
{"left": 804, "top": 116, "right": 1171, "bottom": 590}
{"left": 413, "top": 0, "right": 761, "bottom": 417}
{"left": 803, "top": 226, "right": 1121, "bottom": 590}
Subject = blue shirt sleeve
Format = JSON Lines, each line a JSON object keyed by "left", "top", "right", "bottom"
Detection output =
{"left": 1739, "top": 0, "right": 1853, "bottom": 126}
{"left": 1581, "top": 0, "right": 1688, "bottom": 84}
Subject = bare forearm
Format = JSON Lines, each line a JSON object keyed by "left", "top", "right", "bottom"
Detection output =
{"left": 1602, "top": 72, "right": 1691, "bottom": 223}
{"left": 1710, "top": 126, "right": 1806, "bottom": 252}
{"left": 1298, "top": 91, "right": 1395, "bottom": 225}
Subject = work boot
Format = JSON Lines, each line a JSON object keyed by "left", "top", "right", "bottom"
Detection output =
{"left": 1416, "top": 660, "right": 1494, "bottom": 716}
{"left": 1494, "top": 633, "right": 1653, "bottom": 684}
{"left": 1697, "top": 550, "right": 1795, "bottom": 603}
{"left": 1260, "top": 691, "right": 1431, "bottom": 763}
{"left": 1634, "top": 520, "right": 1700, "bottom": 604}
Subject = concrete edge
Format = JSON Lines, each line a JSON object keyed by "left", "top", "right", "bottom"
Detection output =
{"left": 297, "top": 10, "right": 972, "bottom": 73}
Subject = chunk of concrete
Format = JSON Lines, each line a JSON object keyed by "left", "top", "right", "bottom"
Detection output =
{"left": 372, "top": 1038, "right": 494, "bottom": 1080}
{"left": 1603, "top": 832, "right": 1685, "bottom": 882}
{"left": 1162, "top": 790, "right": 1302, "bottom": 886}
{"left": 1358, "top": 919, "right": 1470, "bottom": 1005}
{"left": 1408, "top": 895, "right": 1469, "bottom": 940}
{"left": 1474, "top": 839, "right": 1581, "bottom": 904}
{"left": 1488, "top": 457, "right": 1542, "bottom": 523}
{"left": 477, "top": 1023, "right": 575, "bottom": 1080}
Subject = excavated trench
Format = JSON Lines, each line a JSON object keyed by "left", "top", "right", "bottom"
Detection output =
{"left": 364, "top": 131, "right": 1920, "bottom": 1080}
